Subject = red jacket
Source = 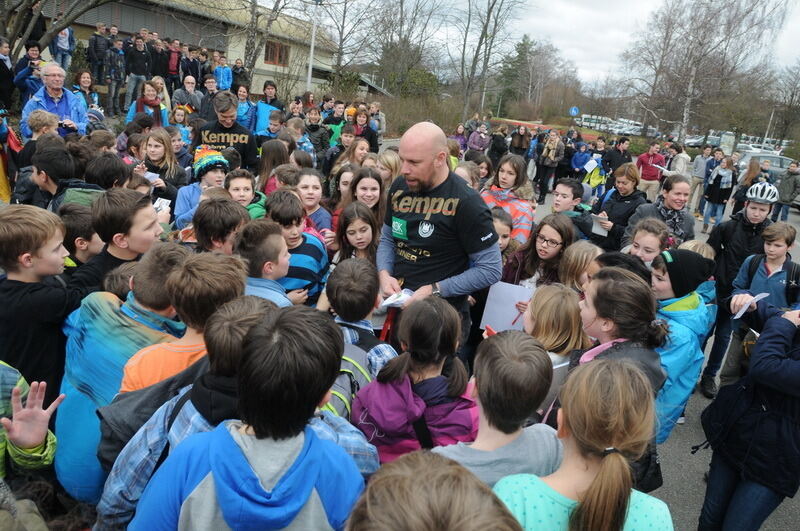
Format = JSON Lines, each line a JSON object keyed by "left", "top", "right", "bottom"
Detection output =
{"left": 636, "top": 152, "right": 666, "bottom": 182}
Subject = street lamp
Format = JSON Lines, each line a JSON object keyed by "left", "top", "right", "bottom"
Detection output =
{"left": 306, "top": 0, "right": 322, "bottom": 93}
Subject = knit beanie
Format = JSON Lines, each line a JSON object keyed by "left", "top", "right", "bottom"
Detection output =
{"left": 193, "top": 145, "right": 229, "bottom": 181}
{"left": 658, "top": 249, "right": 715, "bottom": 298}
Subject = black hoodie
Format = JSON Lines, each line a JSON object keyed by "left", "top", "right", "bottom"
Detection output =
{"left": 591, "top": 188, "right": 649, "bottom": 251}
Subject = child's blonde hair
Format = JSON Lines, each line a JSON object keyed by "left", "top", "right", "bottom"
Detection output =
{"left": 678, "top": 239, "right": 716, "bottom": 260}
{"left": 559, "top": 240, "right": 602, "bottom": 293}
{"left": 26, "top": 109, "right": 59, "bottom": 134}
{"left": 527, "top": 284, "right": 591, "bottom": 356}
{"left": 762, "top": 222, "right": 797, "bottom": 247}
{"left": 145, "top": 129, "right": 180, "bottom": 177}
{"left": 0, "top": 205, "right": 64, "bottom": 272}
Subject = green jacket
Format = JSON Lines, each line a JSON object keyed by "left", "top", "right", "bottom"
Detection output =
{"left": 775, "top": 169, "right": 800, "bottom": 205}
{"left": 246, "top": 191, "right": 267, "bottom": 219}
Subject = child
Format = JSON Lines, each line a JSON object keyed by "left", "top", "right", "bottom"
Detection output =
{"left": 168, "top": 106, "right": 191, "bottom": 145}
{"left": 143, "top": 129, "right": 188, "bottom": 209}
{"left": 257, "top": 109, "right": 284, "bottom": 140}
{"left": 213, "top": 55, "right": 232, "bottom": 90}
{"left": 334, "top": 137, "right": 370, "bottom": 173}
{"left": 120, "top": 253, "right": 247, "bottom": 392}
{"left": 70, "top": 188, "right": 164, "bottom": 291}
{"left": 651, "top": 250, "right": 715, "bottom": 442}
{"left": 558, "top": 239, "right": 602, "bottom": 293}
{"left": 297, "top": 168, "right": 331, "bottom": 230}
{"left": 324, "top": 164, "right": 359, "bottom": 240}
{"left": 56, "top": 243, "right": 189, "bottom": 503}
{"left": 432, "top": 331, "right": 562, "bottom": 487}
{"left": 719, "top": 222, "right": 799, "bottom": 387}
{"left": 551, "top": 178, "right": 592, "bottom": 239}
{"left": 305, "top": 106, "right": 330, "bottom": 163}
{"left": 13, "top": 109, "right": 58, "bottom": 172}
{"left": 627, "top": 217, "right": 671, "bottom": 268}
{"left": 522, "top": 284, "right": 591, "bottom": 366}
{"left": 322, "top": 123, "right": 356, "bottom": 177}
{"left": 256, "top": 140, "right": 290, "bottom": 194}
{"left": 122, "top": 132, "right": 146, "bottom": 166}
{"left": 130, "top": 306, "right": 364, "bottom": 530}
{"left": 702, "top": 156, "right": 735, "bottom": 233}
{"left": 347, "top": 452, "right": 520, "bottom": 530}
{"left": 332, "top": 202, "right": 379, "bottom": 267}
{"left": 237, "top": 219, "right": 293, "bottom": 307}
{"left": 262, "top": 191, "right": 327, "bottom": 305}
{"left": 480, "top": 153, "right": 534, "bottom": 244}
{"left": 352, "top": 297, "right": 477, "bottom": 463}
{"left": 325, "top": 258, "right": 398, "bottom": 378}
{"left": 455, "top": 161, "right": 481, "bottom": 191}
{"left": 31, "top": 146, "right": 103, "bottom": 213}
{"left": 491, "top": 206, "right": 518, "bottom": 264}
{"left": 192, "top": 197, "right": 250, "bottom": 254}
{"left": 174, "top": 146, "right": 230, "bottom": 229}
{"left": 221, "top": 146, "right": 242, "bottom": 171}
{"left": 286, "top": 117, "right": 317, "bottom": 167}
{"left": 225, "top": 168, "right": 266, "bottom": 218}
{"left": 87, "top": 130, "right": 118, "bottom": 153}
{"left": 570, "top": 141, "right": 591, "bottom": 179}
{"left": 494, "top": 360, "right": 673, "bottom": 530}
{"left": 337, "top": 167, "right": 384, "bottom": 232}
{"left": 590, "top": 162, "right": 647, "bottom": 251}
{"left": 163, "top": 125, "right": 192, "bottom": 169}
{"left": 700, "top": 182, "right": 778, "bottom": 398}
{"left": 58, "top": 203, "right": 104, "bottom": 278}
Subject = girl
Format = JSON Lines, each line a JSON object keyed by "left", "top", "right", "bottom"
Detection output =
{"left": 494, "top": 359, "right": 673, "bottom": 530}
{"left": 143, "top": 128, "right": 188, "bottom": 207}
{"left": 627, "top": 217, "right": 671, "bottom": 268}
{"left": 123, "top": 133, "right": 147, "bottom": 166}
{"left": 362, "top": 152, "right": 379, "bottom": 169}
{"left": 558, "top": 240, "right": 602, "bottom": 294}
{"left": 492, "top": 206, "right": 518, "bottom": 264}
{"left": 125, "top": 81, "right": 169, "bottom": 127}
{"left": 257, "top": 139, "right": 289, "bottom": 194}
{"left": 353, "top": 110, "right": 379, "bottom": 153}
{"left": 624, "top": 174, "right": 694, "bottom": 246}
{"left": 502, "top": 214, "right": 574, "bottom": 310}
{"left": 335, "top": 137, "right": 370, "bottom": 171}
{"left": 376, "top": 149, "right": 401, "bottom": 191}
{"left": 236, "top": 85, "right": 256, "bottom": 132}
{"left": 72, "top": 70, "right": 99, "bottom": 110}
{"left": 301, "top": 91, "right": 315, "bottom": 112}
{"left": 703, "top": 156, "right": 734, "bottom": 233}
{"left": 297, "top": 169, "right": 331, "bottom": 231}
{"left": 352, "top": 297, "right": 477, "bottom": 463}
{"left": 165, "top": 126, "right": 192, "bottom": 169}
{"left": 591, "top": 162, "right": 647, "bottom": 251}
{"left": 346, "top": 167, "right": 386, "bottom": 224}
{"left": 523, "top": 283, "right": 591, "bottom": 366}
{"left": 168, "top": 106, "right": 191, "bottom": 145}
{"left": 537, "top": 130, "right": 564, "bottom": 203}
{"left": 731, "top": 158, "right": 767, "bottom": 215}
{"left": 488, "top": 124, "right": 509, "bottom": 168}
{"left": 480, "top": 154, "right": 534, "bottom": 244}
{"left": 509, "top": 125, "right": 530, "bottom": 156}
{"left": 570, "top": 142, "right": 591, "bottom": 180}
{"left": 447, "top": 140, "right": 461, "bottom": 170}
{"left": 150, "top": 75, "right": 171, "bottom": 111}
{"left": 449, "top": 124, "right": 468, "bottom": 155}
{"left": 290, "top": 149, "right": 314, "bottom": 169}
{"left": 466, "top": 123, "right": 491, "bottom": 159}
{"left": 455, "top": 161, "right": 481, "bottom": 191}
{"left": 332, "top": 201, "right": 379, "bottom": 266}
{"left": 472, "top": 154, "right": 493, "bottom": 189}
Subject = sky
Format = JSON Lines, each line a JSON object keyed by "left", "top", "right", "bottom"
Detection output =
{"left": 510, "top": 0, "right": 800, "bottom": 83}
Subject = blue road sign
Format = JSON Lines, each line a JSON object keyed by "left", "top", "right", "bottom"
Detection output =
{"left": 569, "top": 106, "right": 579, "bottom": 117}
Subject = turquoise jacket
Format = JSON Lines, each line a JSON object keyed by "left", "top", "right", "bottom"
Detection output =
{"left": 655, "top": 286, "right": 715, "bottom": 443}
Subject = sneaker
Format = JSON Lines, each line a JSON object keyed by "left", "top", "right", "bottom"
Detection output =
{"left": 702, "top": 223, "right": 709, "bottom": 234}
{"left": 677, "top": 416, "right": 686, "bottom": 425}
{"left": 700, "top": 374, "right": 717, "bottom": 398}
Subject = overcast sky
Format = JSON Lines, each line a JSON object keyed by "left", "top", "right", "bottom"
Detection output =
{"left": 510, "top": 0, "right": 800, "bottom": 82}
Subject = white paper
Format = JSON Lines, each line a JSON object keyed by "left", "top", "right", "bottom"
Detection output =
{"left": 733, "top": 292, "right": 769, "bottom": 319}
{"left": 590, "top": 214, "right": 608, "bottom": 236}
{"left": 479, "top": 282, "right": 534, "bottom": 331}
{"left": 540, "top": 361, "right": 570, "bottom": 412}
{"left": 583, "top": 159, "right": 598, "bottom": 172}
{"left": 653, "top": 164, "right": 668, "bottom": 172}
{"left": 153, "top": 198, "right": 171, "bottom": 213}
{"left": 143, "top": 171, "right": 160, "bottom": 183}
{"left": 380, "top": 289, "right": 415, "bottom": 308}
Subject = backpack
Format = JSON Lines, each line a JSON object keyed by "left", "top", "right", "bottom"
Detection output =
{"left": 323, "top": 343, "right": 372, "bottom": 420}
{"left": 339, "top": 322, "right": 383, "bottom": 354}
{"left": 95, "top": 356, "right": 209, "bottom": 472}
{"left": 747, "top": 254, "right": 800, "bottom": 307}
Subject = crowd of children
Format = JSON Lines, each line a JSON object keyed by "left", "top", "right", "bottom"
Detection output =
{"left": 2, "top": 97, "right": 800, "bottom": 531}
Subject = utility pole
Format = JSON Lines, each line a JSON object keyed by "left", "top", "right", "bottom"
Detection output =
{"left": 763, "top": 107, "right": 775, "bottom": 145}
{"left": 306, "top": 0, "right": 322, "bottom": 92}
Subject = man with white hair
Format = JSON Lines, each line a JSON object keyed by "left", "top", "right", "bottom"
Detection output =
{"left": 21, "top": 62, "right": 86, "bottom": 138}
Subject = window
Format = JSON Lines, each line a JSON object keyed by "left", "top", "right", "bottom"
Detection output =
{"left": 264, "top": 41, "right": 289, "bottom": 66}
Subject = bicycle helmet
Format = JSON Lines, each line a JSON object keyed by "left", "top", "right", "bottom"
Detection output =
{"left": 746, "top": 182, "right": 779, "bottom": 205}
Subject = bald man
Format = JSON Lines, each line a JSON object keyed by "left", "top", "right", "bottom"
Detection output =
{"left": 21, "top": 63, "right": 87, "bottom": 138}
{"left": 377, "top": 122, "right": 501, "bottom": 360}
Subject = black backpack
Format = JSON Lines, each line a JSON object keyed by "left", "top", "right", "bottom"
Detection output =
{"left": 746, "top": 254, "right": 800, "bottom": 307}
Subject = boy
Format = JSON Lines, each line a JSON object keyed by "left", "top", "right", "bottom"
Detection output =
{"left": 305, "top": 106, "right": 330, "bottom": 164}
{"left": 213, "top": 55, "right": 232, "bottom": 90}
{"left": 266, "top": 191, "right": 329, "bottom": 305}
{"left": 31, "top": 146, "right": 103, "bottom": 213}
{"left": 69, "top": 188, "right": 164, "bottom": 291}
{"left": 323, "top": 99, "right": 346, "bottom": 126}
{"left": 719, "top": 223, "right": 800, "bottom": 387}
{"left": 221, "top": 146, "right": 242, "bottom": 171}
{"left": 237, "top": 219, "right": 293, "bottom": 307}
{"left": 771, "top": 161, "right": 800, "bottom": 222}
{"left": 257, "top": 109, "right": 284, "bottom": 141}
{"left": 56, "top": 243, "right": 189, "bottom": 503}
{"left": 0, "top": 206, "right": 93, "bottom": 406}
{"left": 324, "top": 259, "right": 398, "bottom": 378}
{"left": 58, "top": 203, "right": 104, "bottom": 278}
{"left": 120, "top": 253, "right": 247, "bottom": 392}
{"left": 84, "top": 152, "right": 130, "bottom": 190}
{"left": 174, "top": 146, "right": 230, "bottom": 229}
{"left": 286, "top": 117, "right": 317, "bottom": 167}
{"left": 651, "top": 249, "right": 716, "bottom": 443}
{"left": 322, "top": 123, "right": 355, "bottom": 177}
{"left": 700, "top": 183, "right": 778, "bottom": 398}
{"left": 193, "top": 197, "right": 250, "bottom": 254}
{"left": 225, "top": 168, "right": 265, "bottom": 218}
{"left": 551, "top": 178, "right": 592, "bottom": 239}
{"left": 15, "top": 109, "right": 58, "bottom": 168}
{"left": 129, "top": 305, "right": 364, "bottom": 530}
{"left": 432, "top": 331, "right": 562, "bottom": 486}
{"left": 104, "top": 38, "right": 126, "bottom": 116}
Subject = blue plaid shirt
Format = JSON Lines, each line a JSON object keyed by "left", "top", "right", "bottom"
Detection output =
{"left": 94, "top": 386, "right": 379, "bottom": 530}
{"left": 336, "top": 317, "right": 398, "bottom": 378}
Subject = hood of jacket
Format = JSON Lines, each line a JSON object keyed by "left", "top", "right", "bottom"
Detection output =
{"left": 190, "top": 373, "right": 238, "bottom": 425}
{"left": 657, "top": 292, "right": 714, "bottom": 343}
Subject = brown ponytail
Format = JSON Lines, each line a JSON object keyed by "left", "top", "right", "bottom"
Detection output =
{"left": 560, "top": 360, "right": 655, "bottom": 531}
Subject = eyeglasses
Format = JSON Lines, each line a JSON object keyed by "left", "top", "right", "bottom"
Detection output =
{"left": 536, "top": 234, "right": 563, "bottom": 248}
{"left": 44, "top": 73, "right": 65, "bottom": 78}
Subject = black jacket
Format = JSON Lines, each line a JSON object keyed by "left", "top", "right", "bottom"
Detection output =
{"left": 87, "top": 32, "right": 110, "bottom": 64}
{"left": 708, "top": 212, "right": 771, "bottom": 299}
{"left": 488, "top": 133, "right": 508, "bottom": 167}
{"left": 125, "top": 47, "right": 151, "bottom": 77}
{"left": 144, "top": 160, "right": 188, "bottom": 205}
{"left": 357, "top": 124, "right": 379, "bottom": 153}
{"left": 602, "top": 147, "right": 632, "bottom": 175}
{"left": 591, "top": 189, "right": 648, "bottom": 251}
{"left": 150, "top": 49, "right": 168, "bottom": 79}
{"left": 622, "top": 202, "right": 696, "bottom": 247}
{"left": 306, "top": 123, "right": 331, "bottom": 162}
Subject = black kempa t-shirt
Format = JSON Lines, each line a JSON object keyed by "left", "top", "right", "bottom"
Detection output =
{"left": 385, "top": 173, "right": 498, "bottom": 291}
{"left": 193, "top": 121, "right": 259, "bottom": 171}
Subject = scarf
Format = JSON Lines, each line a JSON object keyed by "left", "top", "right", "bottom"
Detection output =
{"left": 542, "top": 138, "right": 559, "bottom": 161}
{"left": 654, "top": 195, "right": 686, "bottom": 242}
{"left": 0, "top": 54, "right": 10, "bottom": 70}
{"left": 711, "top": 167, "right": 733, "bottom": 189}
{"left": 135, "top": 96, "right": 162, "bottom": 126}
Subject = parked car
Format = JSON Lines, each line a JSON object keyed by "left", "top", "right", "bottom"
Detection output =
{"left": 737, "top": 152, "right": 795, "bottom": 180}
{"left": 685, "top": 135, "right": 705, "bottom": 147}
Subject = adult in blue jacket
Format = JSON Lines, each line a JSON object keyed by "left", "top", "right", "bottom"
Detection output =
{"left": 235, "top": 85, "right": 257, "bottom": 132}
{"left": 20, "top": 63, "right": 87, "bottom": 138}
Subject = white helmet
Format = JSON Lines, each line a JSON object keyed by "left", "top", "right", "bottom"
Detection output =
{"left": 746, "top": 182, "right": 779, "bottom": 205}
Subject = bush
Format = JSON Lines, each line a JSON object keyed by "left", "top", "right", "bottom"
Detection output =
{"left": 378, "top": 96, "right": 464, "bottom": 137}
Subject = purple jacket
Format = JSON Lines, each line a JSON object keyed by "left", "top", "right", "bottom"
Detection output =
{"left": 351, "top": 374, "right": 478, "bottom": 463}
{"left": 467, "top": 131, "right": 491, "bottom": 152}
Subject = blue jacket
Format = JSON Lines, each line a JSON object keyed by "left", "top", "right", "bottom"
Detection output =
{"left": 733, "top": 254, "right": 800, "bottom": 310}
{"left": 48, "top": 27, "right": 76, "bottom": 55}
{"left": 125, "top": 102, "right": 169, "bottom": 127}
{"left": 214, "top": 65, "right": 232, "bottom": 90}
{"left": 13, "top": 66, "right": 42, "bottom": 104}
{"left": 174, "top": 182, "right": 202, "bottom": 229}
{"left": 245, "top": 277, "right": 292, "bottom": 307}
{"left": 571, "top": 144, "right": 591, "bottom": 171}
{"left": 236, "top": 100, "right": 256, "bottom": 132}
{"left": 21, "top": 86, "right": 88, "bottom": 138}
{"left": 130, "top": 421, "right": 364, "bottom": 531}
{"left": 56, "top": 292, "right": 184, "bottom": 503}
{"left": 654, "top": 287, "right": 715, "bottom": 443}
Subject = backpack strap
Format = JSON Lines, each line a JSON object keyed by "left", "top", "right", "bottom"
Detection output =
{"left": 786, "top": 261, "right": 800, "bottom": 306}
{"left": 339, "top": 322, "right": 382, "bottom": 353}
{"left": 411, "top": 415, "right": 434, "bottom": 449}
{"left": 153, "top": 390, "right": 193, "bottom": 472}
{"left": 747, "top": 254, "right": 766, "bottom": 286}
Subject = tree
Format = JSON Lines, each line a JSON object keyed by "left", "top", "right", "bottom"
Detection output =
{"left": 772, "top": 60, "right": 800, "bottom": 143}
{"left": 321, "top": 0, "right": 375, "bottom": 76}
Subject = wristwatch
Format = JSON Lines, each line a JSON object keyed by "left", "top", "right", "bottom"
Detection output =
{"left": 431, "top": 282, "right": 441, "bottom": 297}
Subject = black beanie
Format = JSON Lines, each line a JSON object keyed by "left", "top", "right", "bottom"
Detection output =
{"left": 659, "top": 249, "right": 715, "bottom": 298}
